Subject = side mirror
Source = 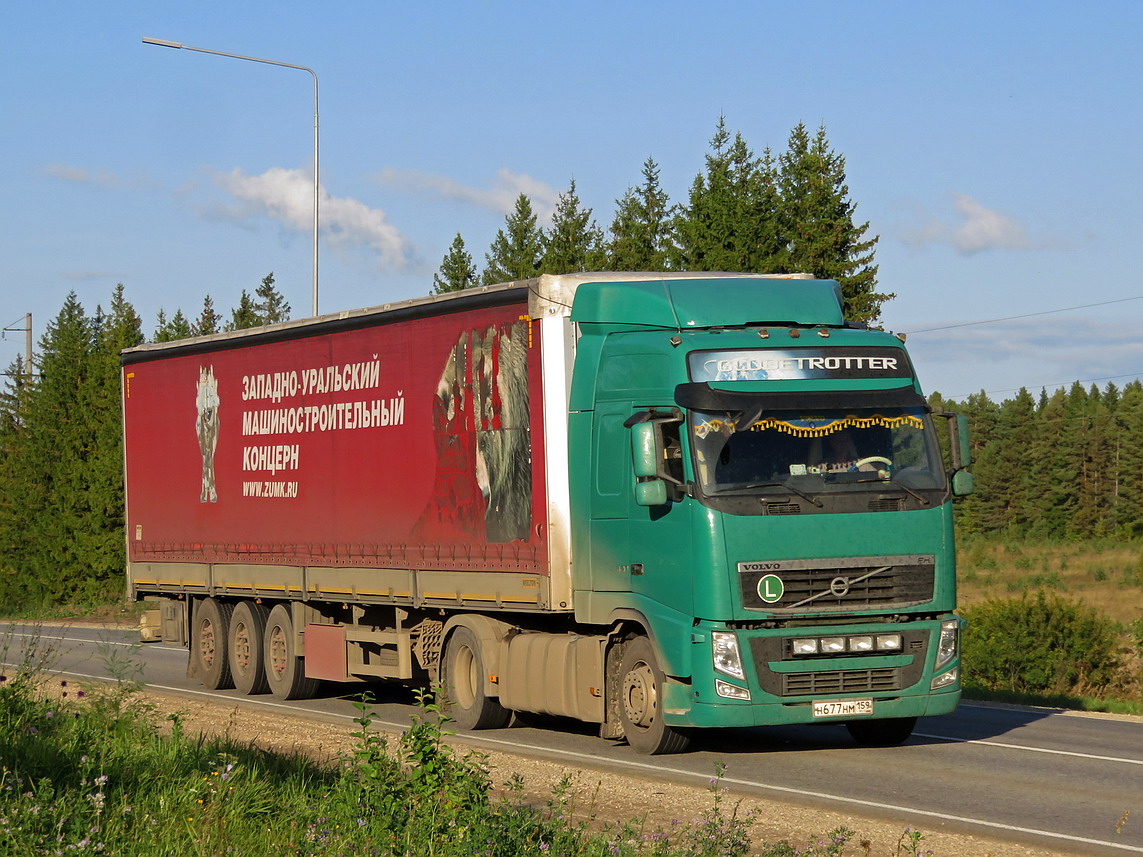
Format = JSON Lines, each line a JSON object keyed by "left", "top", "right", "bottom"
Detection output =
{"left": 631, "top": 421, "right": 668, "bottom": 506}
{"left": 937, "top": 410, "right": 974, "bottom": 496}
{"left": 951, "top": 469, "right": 974, "bottom": 497}
{"left": 632, "top": 422, "right": 659, "bottom": 478}
{"left": 952, "top": 413, "right": 972, "bottom": 470}
{"left": 635, "top": 480, "right": 668, "bottom": 507}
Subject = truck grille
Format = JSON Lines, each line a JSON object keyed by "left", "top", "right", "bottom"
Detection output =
{"left": 782, "top": 667, "right": 900, "bottom": 695}
{"left": 737, "top": 554, "right": 935, "bottom": 613}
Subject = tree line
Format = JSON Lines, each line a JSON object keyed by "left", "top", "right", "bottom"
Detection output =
{"left": 433, "top": 118, "right": 889, "bottom": 324}
{"left": 933, "top": 381, "right": 1143, "bottom": 539}
{"left": 0, "top": 276, "right": 293, "bottom": 610}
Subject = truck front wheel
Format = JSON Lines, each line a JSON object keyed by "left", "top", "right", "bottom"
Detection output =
{"left": 196, "top": 598, "right": 234, "bottom": 690}
{"left": 617, "top": 636, "right": 690, "bottom": 755}
{"left": 229, "top": 601, "right": 269, "bottom": 695}
{"left": 443, "top": 626, "right": 510, "bottom": 730}
{"left": 263, "top": 604, "right": 319, "bottom": 700}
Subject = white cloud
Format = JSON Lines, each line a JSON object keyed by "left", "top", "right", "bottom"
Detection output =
{"left": 377, "top": 167, "right": 560, "bottom": 221}
{"left": 900, "top": 192, "right": 1069, "bottom": 255}
{"left": 44, "top": 163, "right": 121, "bottom": 187}
{"left": 213, "top": 167, "right": 413, "bottom": 269}
{"left": 949, "top": 193, "right": 1031, "bottom": 254}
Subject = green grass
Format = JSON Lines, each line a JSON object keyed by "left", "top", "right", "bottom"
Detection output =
{"left": 0, "top": 627, "right": 875, "bottom": 857}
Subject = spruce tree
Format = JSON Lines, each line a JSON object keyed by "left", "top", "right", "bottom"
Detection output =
{"left": 17, "top": 293, "right": 96, "bottom": 604}
{"left": 432, "top": 233, "right": 478, "bottom": 294}
{"left": 1114, "top": 381, "right": 1143, "bottom": 536}
{"left": 194, "top": 295, "right": 222, "bottom": 336}
{"left": 227, "top": 290, "right": 261, "bottom": 331}
{"left": 607, "top": 157, "right": 672, "bottom": 271}
{"left": 154, "top": 308, "right": 194, "bottom": 342}
{"left": 671, "top": 118, "right": 784, "bottom": 273}
{"left": 778, "top": 123, "right": 888, "bottom": 323}
{"left": 83, "top": 285, "right": 144, "bottom": 600}
{"left": 0, "top": 356, "right": 33, "bottom": 608}
{"left": 254, "top": 272, "right": 291, "bottom": 324}
{"left": 540, "top": 179, "right": 604, "bottom": 275}
{"left": 481, "top": 194, "right": 544, "bottom": 285}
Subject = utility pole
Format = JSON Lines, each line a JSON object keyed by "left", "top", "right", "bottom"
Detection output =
{"left": 2, "top": 314, "right": 33, "bottom": 380}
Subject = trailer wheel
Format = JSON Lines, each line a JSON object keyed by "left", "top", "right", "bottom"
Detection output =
{"left": 228, "top": 601, "right": 269, "bottom": 695}
{"left": 195, "top": 598, "right": 234, "bottom": 690}
{"left": 617, "top": 636, "right": 690, "bottom": 755}
{"left": 263, "top": 604, "right": 319, "bottom": 700}
{"left": 846, "top": 716, "right": 916, "bottom": 747}
{"left": 443, "top": 626, "right": 510, "bottom": 730}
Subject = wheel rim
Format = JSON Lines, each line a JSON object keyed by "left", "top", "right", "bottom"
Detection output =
{"left": 232, "top": 622, "right": 251, "bottom": 673}
{"left": 269, "top": 625, "right": 288, "bottom": 678}
{"left": 452, "top": 645, "right": 477, "bottom": 708}
{"left": 622, "top": 661, "right": 657, "bottom": 728}
{"left": 199, "top": 619, "right": 217, "bottom": 669}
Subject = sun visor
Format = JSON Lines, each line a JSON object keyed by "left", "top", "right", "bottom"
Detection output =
{"left": 674, "top": 383, "right": 930, "bottom": 413}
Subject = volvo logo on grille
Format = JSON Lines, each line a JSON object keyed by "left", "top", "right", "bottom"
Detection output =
{"left": 829, "top": 576, "right": 851, "bottom": 597}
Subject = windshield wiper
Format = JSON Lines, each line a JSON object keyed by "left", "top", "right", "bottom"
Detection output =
{"left": 851, "top": 473, "right": 931, "bottom": 506}
{"left": 738, "top": 480, "right": 824, "bottom": 508}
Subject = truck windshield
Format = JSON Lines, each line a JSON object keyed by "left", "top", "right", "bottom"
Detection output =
{"left": 689, "top": 407, "right": 944, "bottom": 497}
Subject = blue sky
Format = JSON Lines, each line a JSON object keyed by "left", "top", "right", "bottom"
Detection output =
{"left": 4, "top": 1, "right": 1142, "bottom": 400}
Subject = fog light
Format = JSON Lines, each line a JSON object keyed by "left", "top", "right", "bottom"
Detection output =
{"left": 821, "top": 637, "right": 846, "bottom": 654}
{"left": 849, "top": 635, "right": 874, "bottom": 652}
{"left": 931, "top": 667, "right": 958, "bottom": 690}
{"left": 792, "top": 638, "right": 819, "bottom": 655}
{"left": 876, "top": 634, "right": 902, "bottom": 651}
{"left": 716, "top": 679, "right": 751, "bottom": 700}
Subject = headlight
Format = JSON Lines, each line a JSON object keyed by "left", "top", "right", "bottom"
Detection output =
{"left": 712, "top": 631, "right": 745, "bottom": 680}
{"left": 849, "top": 635, "right": 874, "bottom": 652}
{"left": 935, "top": 619, "right": 959, "bottom": 670}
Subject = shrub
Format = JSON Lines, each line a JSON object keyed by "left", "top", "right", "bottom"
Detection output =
{"left": 962, "top": 591, "right": 1123, "bottom": 695}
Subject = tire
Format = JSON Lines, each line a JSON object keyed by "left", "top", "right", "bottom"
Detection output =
{"left": 846, "top": 716, "right": 917, "bottom": 747}
{"left": 617, "top": 636, "right": 690, "bottom": 755}
{"left": 263, "top": 604, "right": 320, "bottom": 700}
{"left": 228, "top": 601, "right": 269, "bottom": 695}
{"left": 442, "top": 626, "right": 511, "bottom": 730}
{"left": 195, "top": 598, "right": 234, "bottom": 690}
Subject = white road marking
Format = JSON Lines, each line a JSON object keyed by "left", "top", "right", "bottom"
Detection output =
{"left": 915, "top": 730, "right": 1143, "bottom": 766}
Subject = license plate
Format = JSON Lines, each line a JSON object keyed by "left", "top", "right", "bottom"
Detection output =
{"left": 812, "top": 698, "right": 873, "bottom": 718}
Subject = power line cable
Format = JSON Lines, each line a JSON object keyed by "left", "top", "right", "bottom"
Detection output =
{"left": 903, "top": 295, "right": 1143, "bottom": 335}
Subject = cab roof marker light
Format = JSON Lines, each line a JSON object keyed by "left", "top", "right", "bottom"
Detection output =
{"left": 757, "top": 329, "right": 769, "bottom": 339}
{"left": 817, "top": 327, "right": 830, "bottom": 338}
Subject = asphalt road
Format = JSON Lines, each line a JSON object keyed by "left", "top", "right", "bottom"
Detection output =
{"left": 4, "top": 622, "right": 1141, "bottom": 855}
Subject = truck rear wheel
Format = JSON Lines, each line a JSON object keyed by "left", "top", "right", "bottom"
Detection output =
{"left": 617, "top": 636, "right": 690, "bottom": 755}
{"left": 229, "top": 601, "right": 269, "bottom": 695}
{"left": 195, "top": 598, "right": 234, "bottom": 690}
{"left": 846, "top": 716, "right": 916, "bottom": 747}
{"left": 263, "top": 604, "right": 319, "bottom": 700}
{"left": 443, "top": 626, "right": 511, "bottom": 730}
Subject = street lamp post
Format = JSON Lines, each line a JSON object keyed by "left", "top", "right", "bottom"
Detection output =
{"left": 142, "top": 37, "right": 320, "bottom": 316}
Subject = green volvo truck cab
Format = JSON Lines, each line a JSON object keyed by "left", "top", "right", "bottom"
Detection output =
{"left": 567, "top": 276, "right": 971, "bottom": 753}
